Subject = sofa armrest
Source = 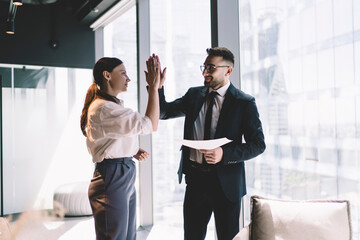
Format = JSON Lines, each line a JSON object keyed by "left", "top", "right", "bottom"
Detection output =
{"left": 233, "top": 225, "right": 250, "bottom": 240}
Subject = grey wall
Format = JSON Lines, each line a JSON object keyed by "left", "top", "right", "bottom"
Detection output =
{"left": 0, "top": 2, "right": 95, "bottom": 68}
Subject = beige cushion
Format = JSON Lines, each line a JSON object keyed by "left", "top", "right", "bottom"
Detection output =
{"left": 250, "top": 195, "right": 352, "bottom": 240}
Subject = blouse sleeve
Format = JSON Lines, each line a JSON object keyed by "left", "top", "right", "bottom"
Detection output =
{"left": 99, "top": 101, "right": 153, "bottom": 138}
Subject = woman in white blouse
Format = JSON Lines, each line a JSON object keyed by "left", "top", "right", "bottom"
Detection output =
{"left": 80, "top": 56, "right": 162, "bottom": 240}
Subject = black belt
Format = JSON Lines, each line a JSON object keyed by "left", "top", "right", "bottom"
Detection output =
{"left": 189, "top": 161, "right": 216, "bottom": 173}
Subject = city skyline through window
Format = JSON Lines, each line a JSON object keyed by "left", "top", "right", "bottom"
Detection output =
{"left": 239, "top": 0, "right": 360, "bottom": 238}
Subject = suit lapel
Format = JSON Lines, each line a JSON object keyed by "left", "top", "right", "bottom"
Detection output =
{"left": 183, "top": 87, "right": 207, "bottom": 140}
{"left": 191, "top": 87, "right": 208, "bottom": 123}
{"left": 215, "top": 84, "right": 236, "bottom": 138}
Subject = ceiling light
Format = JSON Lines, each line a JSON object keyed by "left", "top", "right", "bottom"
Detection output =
{"left": 13, "top": 0, "right": 23, "bottom": 6}
{"left": 6, "top": 20, "right": 15, "bottom": 34}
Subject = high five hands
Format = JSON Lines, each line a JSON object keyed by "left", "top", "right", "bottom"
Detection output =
{"left": 145, "top": 54, "right": 167, "bottom": 89}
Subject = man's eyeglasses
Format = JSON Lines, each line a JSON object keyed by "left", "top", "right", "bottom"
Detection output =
{"left": 200, "top": 65, "right": 230, "bottom": 73}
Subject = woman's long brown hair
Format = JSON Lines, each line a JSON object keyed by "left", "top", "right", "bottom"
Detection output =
{"left": 80, "top": 57, "right": 123, "bottom": 136}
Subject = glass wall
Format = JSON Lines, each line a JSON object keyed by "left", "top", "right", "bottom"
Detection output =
{"left": 150, "top": 0, "right": 211, "bottom": 238}
{"left": 0, "top": 64, "right": 93, "bottom": 214}
{"left": 239, "top": 0, "right": 360, "bottom": 238}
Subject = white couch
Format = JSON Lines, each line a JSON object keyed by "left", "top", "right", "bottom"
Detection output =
{"left": 53, "top": 181, "right": 92, "bottom": 217}
{"left": 233, "top": 195, "right": 352, "bottom": 240}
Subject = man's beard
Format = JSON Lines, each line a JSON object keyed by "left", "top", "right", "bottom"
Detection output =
{"left": 204, "top": 77, "right": 213, "bottom": 87}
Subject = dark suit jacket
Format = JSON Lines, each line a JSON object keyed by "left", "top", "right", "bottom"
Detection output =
{"left": 159, "top": 83, "right": 265, "bottom": 202}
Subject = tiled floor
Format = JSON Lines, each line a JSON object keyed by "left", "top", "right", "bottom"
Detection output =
{"left": 6, "top": 214, "right": 217, "bottom": 239}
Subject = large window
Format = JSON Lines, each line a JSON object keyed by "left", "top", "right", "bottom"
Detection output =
{"left": 239, "top": 0, "right": 360, "bottom": 238}
{"left": 1, "top": 64, "right": 93, "bottom": 214}
{"left": 104, "top": 6, "right": 138, "bottom": 111}
{"left": 150, "top": 0, "right": 211, "bottom": 237}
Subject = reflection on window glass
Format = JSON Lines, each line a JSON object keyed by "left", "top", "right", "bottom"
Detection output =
{"left": 104, "top": 6, "right": 137, "bottom": 111}
{"left": 1, "top": 64, "right": 93, "bottom": 214}
{"left": 239, "top": 0, "right": 360, "bottom": 238}
{"left": 150, "top": 0, "right": 211, "bottom": 238}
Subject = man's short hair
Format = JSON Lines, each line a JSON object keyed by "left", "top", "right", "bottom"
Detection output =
{"left": 206, "top": 47, "right": 234, "bottom": 66}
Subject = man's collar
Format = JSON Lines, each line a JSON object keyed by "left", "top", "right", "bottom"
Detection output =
{"left": 209, "top": 81, "right": 230, "bottom": 97}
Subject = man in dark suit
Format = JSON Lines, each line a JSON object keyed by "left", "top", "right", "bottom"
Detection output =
{"left": 156, "top": 47, "right": 265, "bottom": 240}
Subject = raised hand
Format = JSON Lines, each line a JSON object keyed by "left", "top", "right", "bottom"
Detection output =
{"left": 155, "top": 55, "right": 167, "bottom": 89}
{"left": 145, "top": 55, "right": 160, "bottom": 89}
{"left": 144, "top": 54, "right": 160, "bottom": 131}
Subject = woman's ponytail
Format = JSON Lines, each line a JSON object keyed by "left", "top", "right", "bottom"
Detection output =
{"left": 80, "top": 82, "right": 98, "bottom": 136}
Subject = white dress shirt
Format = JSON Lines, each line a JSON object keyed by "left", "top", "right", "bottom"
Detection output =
{"left": 190, "top": 81, "right": 231, "bottom": 163}
{"left": 86, "top": 98, "right": 153, "bottom": 163}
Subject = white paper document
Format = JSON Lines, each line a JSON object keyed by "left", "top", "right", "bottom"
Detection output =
{"left": 180, "top": 138, "right": 233, "bottom": 150}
